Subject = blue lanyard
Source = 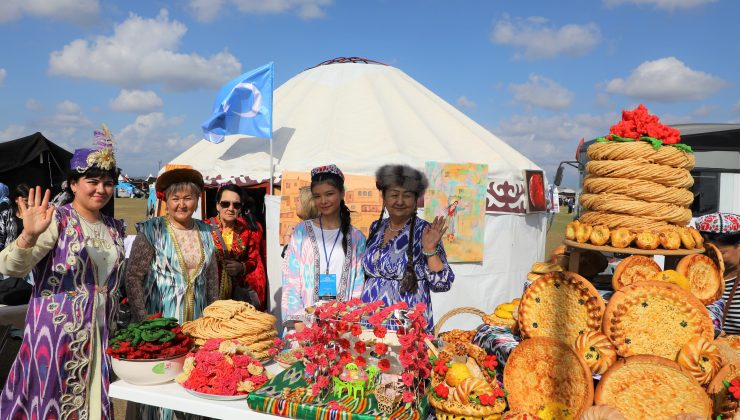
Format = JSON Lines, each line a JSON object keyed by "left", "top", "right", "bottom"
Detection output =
{"left": 319, "top": 216, "right": 342, "bottom": 275}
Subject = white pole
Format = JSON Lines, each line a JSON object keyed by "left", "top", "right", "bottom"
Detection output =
{"left": 269, "top": 135, "right": 274, "bottom": 195}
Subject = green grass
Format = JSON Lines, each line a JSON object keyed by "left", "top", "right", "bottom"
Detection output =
{"left": 545, "top": 209, "right": 574, "bottom": 257}
{"left": 114, "top": 197, "right": 148, "bottom": 235}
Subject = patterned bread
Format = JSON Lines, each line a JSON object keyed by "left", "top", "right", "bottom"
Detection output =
{"left": 704, "top": 242, "right": 725, "bottom": 278}
{"left": 594, "top": 355, "right": 712, "bottom": 419}
{"left": 452, "top": 377, "right": 494, "bottom": 404}
{"left": 603, "top": 281, "right": 714, "bottom": 360}
{"left": 519, "top": 272, "right": 605, "bottom": 345}
{"left": 573, "top": 330, "right": 617, "bottom": 375}
{"left": 676, "top": 254, "right": 724, "bottom": 305}
{"left": 611, "top": 255, "right": 661, "bottom": 291}
{"left": 502, "top": 410, "right": 540, "bottom": 419}
{"left": 676, "top": 336, "right": 721, "bottom": 385}
{"left": 531, "top": 262, "right": 564, "bottom": 274}
{"left": 713, "top": 337, "right": 740, "bottom": 367}
{"left": 579, "top": 405, "right": 626, "bottom": 420}
{"left": 504, "top": 337, "right": 594, "bottom": 418}
{"left": 708, "top": 361, "right": 740, "bottom": 419}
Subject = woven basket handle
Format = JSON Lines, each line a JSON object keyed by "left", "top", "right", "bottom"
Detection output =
{"left": 433, "top": 307, "right": 486, "bottom": 338}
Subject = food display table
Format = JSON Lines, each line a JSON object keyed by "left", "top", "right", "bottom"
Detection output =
{"left": 109, "top": 363, "right": 285, "bottom": 420}
{"left": 563, "top": 239, "right": 704, "bottom": 272}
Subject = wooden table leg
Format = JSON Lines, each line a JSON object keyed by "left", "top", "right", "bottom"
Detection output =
{"left": 568, "top": 248, "right": 582, "bottom": 273}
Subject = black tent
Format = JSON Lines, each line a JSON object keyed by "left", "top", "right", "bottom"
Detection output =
{"left": 0, "top": 132, "right": 72, "bottom": 195}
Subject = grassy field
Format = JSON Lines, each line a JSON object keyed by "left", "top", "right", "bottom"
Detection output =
{"left": 114, "top": 197, "right": 148, "bottom": 235}
{"left": 545, "top": 209, "right": 574, "bottom": 257}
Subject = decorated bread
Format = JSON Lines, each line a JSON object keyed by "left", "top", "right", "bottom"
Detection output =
{"left": 704, "top": 242, "right": 726, "bottom": 279}
{"left": 611, "top": 255, "right": 661, "bottom": 291}
{"left": 678, "top": 227, "right": 697, "bottom": 249}
{"left": 658, "top": 230, "right": 682, "bottom": 250}
{"left": 589, "top": 225, "right": 610, "bottom": 246}
{"left": 579, "top": 405, "right": 626, "bottom": 420}
{"left": 603, "top": 281, "right": 714, "bottom": 360}
{"left": 527, "top": 272, "right": 542, "bottom": 282}
{"left": 595, "top": 355, "right": 712, "bottom": 419}
{"left": 531, "top": 262, "right": 564, "bottom": 274}
{"left": 708, "top": 360, "right": 740, "bottom": 419}
{"left": 714, "top": 337, "right": 740, "bottom": 367}
{"left": 519, "top": 272, "right": 605, "bottom": 345}
{"left": 676, "top": 336, "right": 721, "bottom": 385}
{"left": 635, "top": 231, "right": 659, "bottom": 250}
{"left": 502, "top": 410, "right": 540, "bottom": 419}
{"left": 576, "top": 223, "right": 594, "bottom": 243}
{"left": 573, "top": 330, "right": 617, "bottom": 375}
{"left": 504, "top": 337, "right": 593, "bottom": 418}
{"left": 566, "top": 221, "right": 580, "bottom": 241}
{"left": 609, "top": 227, "right": 634, "bottom": 249}
{"left": 452, "top": 377, "right": 494, "bottom": 404}
{"left": 676, "top": 254, "right": 724, "bottom": 304}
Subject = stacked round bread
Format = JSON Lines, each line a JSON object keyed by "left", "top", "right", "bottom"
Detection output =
{"left": 580, "top": 141, "right": 695, "bottom": 232}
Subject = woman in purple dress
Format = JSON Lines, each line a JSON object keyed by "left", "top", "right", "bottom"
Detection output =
{"left": 0, "top": 126, "right": 125, "bottom": 420}
{"left": 360, "top": 164, "right": 454, "bottom": 331}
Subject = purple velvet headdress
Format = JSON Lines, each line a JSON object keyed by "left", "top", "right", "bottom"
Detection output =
{"left": 71, "top": 124, "right": 116, "bottom": 173}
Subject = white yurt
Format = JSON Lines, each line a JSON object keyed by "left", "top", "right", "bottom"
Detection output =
{"left": 169, "top": 58, "right": 547, "bottom": 331}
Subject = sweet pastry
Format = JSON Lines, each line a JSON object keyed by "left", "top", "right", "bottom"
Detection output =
{"left": 634, "top": 231, "right": 659, "bottom": 250}
{"left": 595, "top": 355, "right": 712, "bottom": 419}
{"left": 439, "top": 329, "right": 477, "bottom": 345}
{"left": 589, "top": 225, "right": 610, "bottom": 246}
{"left": 667, "top": 414, "right": 707, "bottom": 420}
{"left": 658, "top": 230, "right": 682, "bottom": 250}
{"left": 536, "top": 402, "right": 573, "bottom": 420}
{"left": 579, "top": 405, "right": 626, "bottom": 420}
{"left": 705, "top": 242, "right": 726, "bottom": 279}
{"left": 611, "top": 255, "right": 661, "bottom": 291}
{"left": 519, "top": 272, "right": 605, "bottom": 345}
{"left": 573, "top": 330, "right": 617, "bottom": 375}
{"left": 603, "top": 281, "right": 714, "bottom": 360}
{"left": 676, "top": 254, "right": 724, "bottom": 304}
{"left": 531, "top": 262, "right": 564, "bottom": 274}
{"left": 678, "top": 227, "right": 697, "bottom": 249}
{"left": 504, "top": 337, "right": 593, "bottom": 418}
{"left": 609, "top": 227, "right": 634, "bottom": 248}
{"left": 502, "top": 410, "right": 540, "bottom": 419}
{"left": 527, "top": 272, "right": 542, "bottom": 282}
{"left": 713, "top": 337, "right": 740, "bottom": 367}
{"left": 452, "top": 377, "right": 494, "bottom": 404}
{"left": 650, "top": 270, "right": 690, "bottom": 291}
{"left": 689, "top": 227, "right": 704, "bottom": 248}
{"left": 576, "top": 223, "right": 593, "bottom": 243}
{"left": 566, "top": 221, "right": 580, "bottom": 241}
{"left": 677, "top": 336, "right": 721, "bottom": 385}
{"left": 708, "top": 360, "right": 740, "bottom": 419}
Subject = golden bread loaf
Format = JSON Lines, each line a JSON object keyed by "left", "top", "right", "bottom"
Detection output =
{"left": 504, "top": 337, "right": 593, "bottom": 418}
{"left": 676, "top": 336, "right": 721, "bottom": 385}
{"left": 611, "top": 255, "right": 661, "bottom": 291}
{"left": 578, "top": 405, "right": 626, "bottom": 420}
{"left": 595, "top": 355, "right": 712, "bottom": 419}
{"left": 676, "top": 254, "right": 724, "bottom": 305}
{"left": 573, "top": 330, "right": 617, "bottom": 375}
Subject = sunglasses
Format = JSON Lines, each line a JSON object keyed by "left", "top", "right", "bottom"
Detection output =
{"left": 218, "top": 200, "right": 242, "bottom": 210}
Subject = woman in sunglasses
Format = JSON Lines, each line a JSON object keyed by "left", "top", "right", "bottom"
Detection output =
{"left": 205, "top": 184, "right": 267, "bottom": 309}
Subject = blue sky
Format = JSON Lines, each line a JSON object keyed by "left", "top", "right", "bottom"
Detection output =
{"left": 0, "top": 0, "right": 737, "bottom": 187}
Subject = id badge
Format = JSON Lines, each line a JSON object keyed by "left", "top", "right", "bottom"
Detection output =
{"left": 318, "top": 274, "right": 337, "bottom": 299}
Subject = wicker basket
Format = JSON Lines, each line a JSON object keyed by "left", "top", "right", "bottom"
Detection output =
{"left": 374, "top": 381, "right": 403, "bottom": 415}
{"left": 431, "top": 307, "right": 506, "bottom": 420}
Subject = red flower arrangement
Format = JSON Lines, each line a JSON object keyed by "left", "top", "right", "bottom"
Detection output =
{"left": 433, "top": 383, "right": 449, "bottom": 399}
{"left": 176, "top": 338, "right": 268, "bottom": 395}
{"left": 378, "top": 359, "right": 391, "bottom": 372}
{"left": 726, "top": 379, "right": 740, "bottom": 400}
{"left": 598, "top": 104, "right": 689, "bottom": 151}
{"left": 374, "top": 342, "right": 388, "bottom": 356}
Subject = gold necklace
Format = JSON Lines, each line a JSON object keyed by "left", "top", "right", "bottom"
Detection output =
{"left": 166, "top": 217, "right": 205, "bottom": 322}
{"left": 74, "top": 209, "right": 111, "bottom": 249}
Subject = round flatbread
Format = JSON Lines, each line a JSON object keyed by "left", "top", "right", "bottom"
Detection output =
{"left": 603, "top": 281, "right": 714, "bottom": 360}
{"left": 504, "top": 337, "right": 594, "bottom": 418}
{"left": 519, "top": 272, "right": 605, "bottom": 345}
{"left": 612, "top": 255, "right": 661, "bottom": 291}
{"left": 676, "top": 253, "right": 724, "bottom": 305}
{"left": 595, "top": 355, "right": 712, "bottom": 419}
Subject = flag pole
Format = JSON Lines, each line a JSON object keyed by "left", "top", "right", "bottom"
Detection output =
{"left": 269, "top": 135, "right": 274, "bottom": 195}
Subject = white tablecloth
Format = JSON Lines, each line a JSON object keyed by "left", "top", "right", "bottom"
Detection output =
{"left": 110, "top": 363, "right": 285, "bottom": 420}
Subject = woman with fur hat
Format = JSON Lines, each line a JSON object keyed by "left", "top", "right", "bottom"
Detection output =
{"left": 281, "top": 164, "right": 366, "bottom": 332}
{"left": 0, "top": 126, "right": 125, "bottom": 419}
{"left": 361, "top": 164, "right": 454, "bottom": 330}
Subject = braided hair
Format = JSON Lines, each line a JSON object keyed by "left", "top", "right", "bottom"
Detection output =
{"left": 400, "top": 215, "right": 419, "bottom": 294}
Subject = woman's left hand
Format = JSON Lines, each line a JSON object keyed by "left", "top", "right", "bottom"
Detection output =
{"left": 224, "top": 259, "right": 245, "bottom": 277}
{"left": 421, "top": 216, "right": 448, "bottom": 252}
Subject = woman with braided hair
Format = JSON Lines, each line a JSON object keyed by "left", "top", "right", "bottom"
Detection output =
{"left": 281, "top": 164, "right": 366, "bottom": 332}
{"left": 361, "top": 164, "right": 454, "bottom": 331}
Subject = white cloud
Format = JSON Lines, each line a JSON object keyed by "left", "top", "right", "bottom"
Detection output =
{"left": 456, "top": 96, "right": 476, "bottom": 109}
{"left": 25, "top": 98, "right": 43, "bottom": 111}
{"left": 0, "top": 0, "right": 99, "bottom": 24}
{"left": 603, "top": 0, "right": 717, "bottom": 11}
{"left": 509, "top": 74, "right": 574, "bottom": 110}
{"left": 48, "top": 9, "right": 242, "bottom": 91}
{"left": 692, "top": 105, "right": 715, "bottom": 117}
{"left": 109, "top": 89, "right": 164, "bottom": 113}
{"left": 0, "top": 125, "right": 28, "bottom": 140}
{"left": 605, "top": 57, "right": 727, "bottom": 102}
{"left": 490, "top": 15, "right": 601, "bottom": 60}
{"left": 0, "top": 68, "right": 5, "bottom": 85}
{"left": 115, "top": 112, "right": 199, "bottom": 175}
{"left": 188, "top": 0, "right": 333, "bottom": 23}
{"left": 0, "top": 100, "right": 94, "bottom": 150}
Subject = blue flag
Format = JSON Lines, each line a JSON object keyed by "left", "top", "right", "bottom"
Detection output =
{"left": 201, "top": 62, "right": 274, "bottom": 143}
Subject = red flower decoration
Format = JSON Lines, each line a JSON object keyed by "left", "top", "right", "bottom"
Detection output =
{"left": 492, "top": 388, "right": 505, "bottom": 398}
{"left": 156, "top": 190, "right": 165, "bottom": 200}
{"left": 433, "top": 383, "right": 449, "bottom": 399}
{"left": 730, "top": 379, "right": 740, "bottom": 399}
{"left": 608, "top": 104, "right": 681, "bottom": 145}
{"left": 373, "top": 326, "right": 387, "bottom": 338}
{"left": 305, "top": 362, "right": 317, "bottom": 375}
{"left": 478, "top": 393, "right": 496, "bottom": 406}
{"left": 401, "top": 372, "right": 414, "bottom": 387}
{"left": 374, "top": 342, "right": 388, "bottom": 356}
{"left": 337, "top": 338, "right": 350, "bottom": 350}
{"left": 483, "top": 355, "right": 498, "bottom": 371}
{"left": 402, "top": 391, "right": 415, "bottom": 403}
{"left": 378, "top": 359, "right": 391, "bottom": 372}
{"left": 339, "top": 351, "right": 353, "bottom": 364}
{"left": 354, "top": 356, "right": 367, "bottom": 368}
{"left": 433, "top": 359, "right": 449, "bottom": 376}
{"left": 354, "top": 341, "right": 367, "bottom": 355}
{"left": 350, "top": 324, "right": 363, "bottom": 337}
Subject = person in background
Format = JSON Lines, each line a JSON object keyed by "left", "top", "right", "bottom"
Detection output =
{"left": 281, "top": 164, "right": 366, "bottom": 332}
{"left": 696, "top": 213, "right": 740, "bottom": 335}
{"left": 205, "top": 184, "right": 267, "bottom": 309}
{"left": 0, "top": 126, "right": 125, "bottom": 419}
{"left": 125, "top": 168, "right": 218, "bottom": 323}
{"left": 281, "top": 185, "right": 318, "bottom": 258}
{"left": 242, "top": 194, "right": 268, "bottom": 309}
{"left": 0, "top": 183, "right": 32, "bottom": 305}
{"left": 361, "top": 164, "right": 454, "bottom": 331}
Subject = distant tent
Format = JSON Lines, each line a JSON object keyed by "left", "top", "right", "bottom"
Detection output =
{"left": 0, "top": 132, "right": 72, "bottom": 195}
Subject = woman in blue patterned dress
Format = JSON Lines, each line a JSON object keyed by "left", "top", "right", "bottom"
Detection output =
{"left": 360, "top": 164, "right": 454, "bottom": 330}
